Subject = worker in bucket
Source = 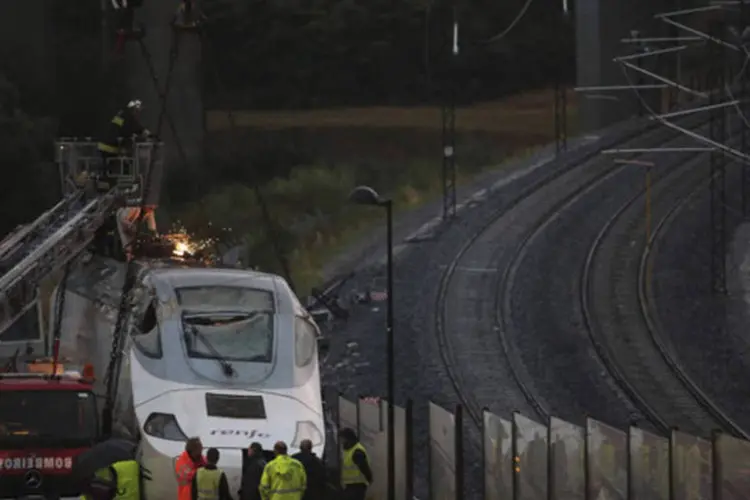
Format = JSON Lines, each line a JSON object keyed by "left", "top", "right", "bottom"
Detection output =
{"left": 96, "top": 99, "right": 151, "bottom": 192}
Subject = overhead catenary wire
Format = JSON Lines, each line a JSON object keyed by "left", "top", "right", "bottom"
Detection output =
{"left": 136, "top": 34, "right": 192, "bottom": 175}
{"left": 102, "top": 24, "right": 182, "bottom": 437}
{"left": 198, "top": 22, "right": 297, "bottom": 292}
{"left": 481, "top": 0, "right": 536, "bottom": 44}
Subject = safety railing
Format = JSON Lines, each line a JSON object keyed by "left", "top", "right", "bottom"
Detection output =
{"left": 332, "top": 393, "right": 750, "bottom": 499}
{"left": 55, "top": 138, "right": 164, "bottom": 206}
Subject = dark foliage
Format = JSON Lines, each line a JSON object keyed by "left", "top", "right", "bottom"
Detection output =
{"left": 0, "top": 75, "right": 58, "bottom": 236}
{"left": 0, "top": 0, "right": 575, "bottom": 239}
{"left": 201, "top": 0, "right": 575, "bottom": 109}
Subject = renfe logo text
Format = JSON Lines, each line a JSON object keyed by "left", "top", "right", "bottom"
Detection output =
{"left": 0, "top": 457, "right": 73, "bottom": 470}
{"left": 210, "top": 429, "right": 271, "bottom": 439}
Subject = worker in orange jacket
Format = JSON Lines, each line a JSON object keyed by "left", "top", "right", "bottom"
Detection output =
{"left": 176, "top": 437, "right": 207, "bottom": 500}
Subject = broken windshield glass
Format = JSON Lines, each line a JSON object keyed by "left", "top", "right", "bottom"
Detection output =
{"left": 183, "top": 310, "right": 274, "bottom": 363}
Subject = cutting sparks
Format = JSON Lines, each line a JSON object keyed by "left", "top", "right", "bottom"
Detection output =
{"left": 165, "top": 233, "right": 199, "bottom": 257}
{"left": 173, "top": 241, "right": 192, "bottom": 257}
{"left": 164, "top": 228, "right": 216, "bottom": 259}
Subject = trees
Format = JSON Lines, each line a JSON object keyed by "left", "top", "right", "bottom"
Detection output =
{"left": 202, "top": 0, "right": 574, "bottom": 109}
{"left": 0, "top": 75, "right": 58, "bottom": 236}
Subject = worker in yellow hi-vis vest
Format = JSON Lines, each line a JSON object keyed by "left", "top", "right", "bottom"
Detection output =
{"left": 260, "top": 441, "right": 306, "bottom": 500}
{"left": 79, "top": 459, "right": 141, "bottom": 500}
{"left": 339, "top": 428, "right": 372, "bottom": 500}
{"left": 192, "top": 447, "right": 233, "bottom": 500}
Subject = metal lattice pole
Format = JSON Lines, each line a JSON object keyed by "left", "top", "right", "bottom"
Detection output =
{"left": 441, "top": 1, "right": 457, "bottom": 220}
{"left": 709, "top": 24, "right": 727, "bottom": 294}
{"left": 741, "top": 0, "right": 750, "bottom": 217}
{"left": 553, "top": 4, "right": 569, "bottom": 156}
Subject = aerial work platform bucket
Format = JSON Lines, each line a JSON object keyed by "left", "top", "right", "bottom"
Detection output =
{"left": 55, "top": 139, "right": 165, "bottom": 207}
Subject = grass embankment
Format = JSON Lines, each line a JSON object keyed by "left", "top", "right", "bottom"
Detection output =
{"left": 178, "top": 89, "right": 578, "bottom": 293}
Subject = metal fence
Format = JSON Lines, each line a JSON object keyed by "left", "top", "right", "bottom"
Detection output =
{"left": 333, "top": 393, "right": 750, "bottom": 499}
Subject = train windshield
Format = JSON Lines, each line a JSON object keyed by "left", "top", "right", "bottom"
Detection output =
{"left": 0, "top": 390, "right": 98, "bottom": 447}
{"left": 182, "top": 310, "right": 274, "bottom": 363}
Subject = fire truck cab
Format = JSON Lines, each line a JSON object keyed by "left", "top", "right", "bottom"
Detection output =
{"left": 0, "top": 360, "right": 99, "bottom": 499}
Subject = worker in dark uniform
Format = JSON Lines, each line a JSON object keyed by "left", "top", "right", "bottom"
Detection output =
{"left": 338, "top": 428, "right": 372, "bottom": 500}
{"left": 97, "top": 100, "right": 151, "bottom": 191}
{"left": 292, "top": 439, "right": 326, "bottom": 500}
{"left": 239, "top": 442, "right": 266, "bottom": 500}
{"left": 192, "top": 448, "right": 233, "bottom": 500}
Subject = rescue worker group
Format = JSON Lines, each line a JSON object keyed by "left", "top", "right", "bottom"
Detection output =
{"left": 82, "top": 428, "right": 373, "bottom": 500}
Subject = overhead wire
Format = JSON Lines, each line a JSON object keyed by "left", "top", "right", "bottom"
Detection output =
{"left": 198, "top": 19, "right": 297, "bottom": 291}
{"left": 619, "top": 31, "right": 750, "bottom": 165}
{"left": 102, "top": 21, "right": 183, "bottom": 437}
{"left": 481, "top": 0, "right": 536, "bottom": 44}
{"left": 136, "top": 34, "right": 192, "bottom": 173}
{"left": 619, "top": 24, "right": 750, "bottom": 216}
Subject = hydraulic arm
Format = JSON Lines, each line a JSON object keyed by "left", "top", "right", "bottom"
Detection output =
{"left": 0, "top": 139, "right": 164, "bottom": 340}
{"left": 0, "top": 192, "right": 118, "bottom": 336}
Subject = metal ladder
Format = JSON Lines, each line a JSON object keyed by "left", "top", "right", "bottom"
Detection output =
{"left": 0, "top": 192, "right": 84, "bottom": 268}
{"left": 0, "top": 192, "right": 120, "bottom": 337}
{"left": 0, "top": 139, "right": 165, "bottom": 339}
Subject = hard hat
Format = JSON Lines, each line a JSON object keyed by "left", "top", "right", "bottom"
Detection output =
{"left": 127, "top": 99, "right": 143, "bottom": 110}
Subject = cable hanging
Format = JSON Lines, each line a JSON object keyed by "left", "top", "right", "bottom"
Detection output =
{"left": 102, "top": 24, "right": 183, "bottom": 437}
{"left": 481, "top": 0, "right": 536, "bottom": 45}
{"left": 199, "top": 20, "right": 297, "bottom": 292}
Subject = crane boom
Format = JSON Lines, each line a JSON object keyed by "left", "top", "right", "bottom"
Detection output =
{"left": 0, "top": 192, "right": 84, "bottom": 263}
{"left": 0, "top": 192, "right": 118, "bottom": 336}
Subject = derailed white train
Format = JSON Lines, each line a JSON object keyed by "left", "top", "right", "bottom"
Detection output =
{"left": 53, "top": 257, "right": 328, "bottom": 498}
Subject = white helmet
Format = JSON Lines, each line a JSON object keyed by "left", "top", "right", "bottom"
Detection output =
{"left": 127, "top": 100, "right": 142, "bottom": 110}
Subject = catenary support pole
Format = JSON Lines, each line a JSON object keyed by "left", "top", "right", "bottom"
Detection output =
{"left": 441, "top": 1, "right": 457, "bottom": 220}
{"left": 385, "top": 199, "right": 395, "bottom": 500}
{"left": 709, "top": 24, "right": 728, "bottom": 294}
{"left": 554, "top": 0, "right": 570, "bottom": 155}
{"left": 741, "top": 0, "right": 750, "bottom": 216}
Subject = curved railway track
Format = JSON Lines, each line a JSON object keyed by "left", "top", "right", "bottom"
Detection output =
{"left": 580, "top": 135, "right": 748, "bottom": 438}
{"left": 434, "top": 116, "right": 748, "bottom": 441}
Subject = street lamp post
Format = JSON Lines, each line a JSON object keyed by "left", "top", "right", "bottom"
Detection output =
{"left": 348, "top": 185, "right": 395, "bottom": 500}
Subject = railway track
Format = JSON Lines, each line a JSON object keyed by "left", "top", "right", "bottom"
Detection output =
{"left": 434, "top": 112, "right": 748, "bottom": 440}
{"left": 581, "top": 133, "right": 749, "bottom": 439}
{"left": 641, "top": 169, "right": 750, "bottom": 438}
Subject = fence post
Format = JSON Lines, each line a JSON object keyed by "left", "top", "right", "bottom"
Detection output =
{"left": 512, "top": 412, "right": 519, "bottom": 500}
{"left": 547, "top": 417, "right": 553, "bottom": 500}
{"left": 336, "top": 392, "right": 342, "bottom": 431}
{"left": 626, "top": 424, "right": 633, "bottom": 500}
{"left": 356, "top": 394, "right": 363, "bottom": 439}
{"left": 406, "top": 399, "right": 414, "bottom": 500}
{"left": 712, "top": 429, "right": 721, "bottom": 500}
{"left": 428, "top": 403, "right": 432, "bottom": 500}
{"left": 455, "top": 404, "right": 464, "bottom": 500}
{"left": 668, "top": 427, "right": 676, "bottom": 500}
{"left": 584, "top": 418, "right": 590, "bottom": 500}
{"left": 481, "top": 407, "right": 488, "bottom": 500}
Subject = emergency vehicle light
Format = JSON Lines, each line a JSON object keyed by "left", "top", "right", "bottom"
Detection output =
{"left": 26, "top": 361, "right": 64, "bottom": 375}
{"left": 82, "top": 363, "right": 95, "bottom": 380}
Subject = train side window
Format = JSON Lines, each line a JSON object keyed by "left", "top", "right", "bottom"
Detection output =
{"left": 133, "top": 300, "right": 163, "bottom": 359}
{"left": 294, "top": 317, "right": 317, "bottom": 368}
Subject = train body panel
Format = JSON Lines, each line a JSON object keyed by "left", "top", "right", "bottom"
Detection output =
{"left": 52, "top": 256, "right": 327, "bottom": 498}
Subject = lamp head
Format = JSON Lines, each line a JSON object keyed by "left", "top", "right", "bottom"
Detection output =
{"left": 348, "top": 185, "right": 387, "bottom": 206}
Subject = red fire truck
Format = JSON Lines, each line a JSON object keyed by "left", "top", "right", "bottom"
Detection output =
{"left": 0, "top": 358, "right": 99, "bottom": 499}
